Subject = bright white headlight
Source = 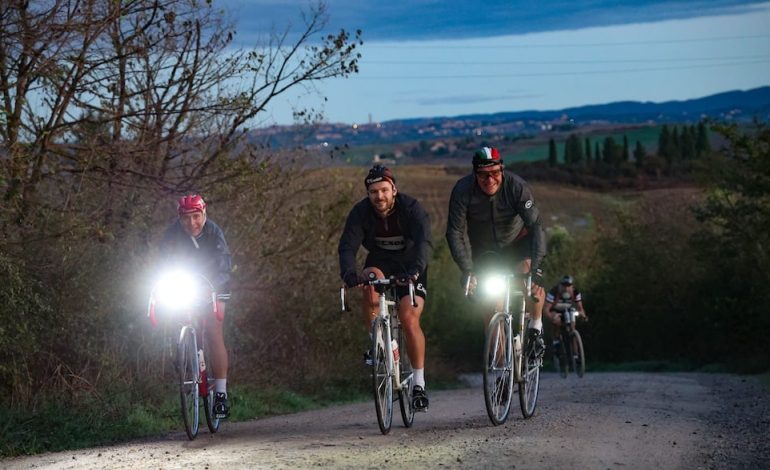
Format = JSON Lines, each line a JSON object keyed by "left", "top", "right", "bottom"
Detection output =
{"left": 482, "top": 275, "right": 506, "bottom": 297}
{"left": 155, "top": 270, "right": 197, "bottom": 309}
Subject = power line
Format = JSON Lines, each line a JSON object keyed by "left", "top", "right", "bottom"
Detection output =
{"left": 364, "top": 55, "right": 770, "bottom": 66}
{"left": 354, "top": 59, "right": 770, "bottom": 79}
{"left": 366, "top": 34, "right": 770, "bottom": 49}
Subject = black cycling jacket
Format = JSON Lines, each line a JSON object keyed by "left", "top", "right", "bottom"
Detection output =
{"left": 339, "top": 193, "right": 433, "bottom": 280}
{"left": 158, "top": 218, "right": 232, "bottom": 298}
{"left": 445, "top": 171, "right": 546, "bottom": 274}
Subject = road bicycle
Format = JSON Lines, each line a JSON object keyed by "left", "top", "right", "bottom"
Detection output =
{"left": 341, "top": 276, "right": 417, "bottom": 435}
{"left": 148, "top": 269, "right": 221, "bottom": 440}
{"left": 551, "top": 294, "right": 585, "bottom": 378}
{"left": 468, "top": 269, "right": 542, "bottom": 425}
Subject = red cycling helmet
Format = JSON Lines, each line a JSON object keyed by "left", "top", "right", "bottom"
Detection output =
{"left": 177, "top": 194, "right": 206, "bottom": 215}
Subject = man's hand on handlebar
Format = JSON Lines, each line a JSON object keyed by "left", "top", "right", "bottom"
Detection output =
{"left": 343, "top": 272, "right": 367, "bottom": 288}
{"left": 395, "top": 272, "right": 418, "bottom": 287}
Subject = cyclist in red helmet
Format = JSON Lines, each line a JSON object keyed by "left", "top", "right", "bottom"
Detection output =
{"left": 446, "top": 147, "right": 548, "bottom": 358}
{"left": 339, "top": 164, "right": 433, "bottom": 411}
{"left": 159, "top": 193, "right": 233, "bottom": 419}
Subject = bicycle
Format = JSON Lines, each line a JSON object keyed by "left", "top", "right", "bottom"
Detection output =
{"left": 148, "top": 269, "right": 221, "bottom": 440}
{"left": 550, "top": 294, "right": 586, "bottom": 378}
{"left": 467, "top": 269, "right": 542, "bottom": 425}
{"left": 341, "top": 275, "right": 417, "bottom": 435}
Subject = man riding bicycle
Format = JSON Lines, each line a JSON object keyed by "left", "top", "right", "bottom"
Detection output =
{"left": 338, "top": 165, "right": 433, "bottom": 411}
{"left": 158, "top": 194, "right": 233, "bottom": 419}
{"left": 543, "top": 274, "right": 589, "bottom": 355}
{"left": 446, "top": 147, "right": 547, "bottom": 357}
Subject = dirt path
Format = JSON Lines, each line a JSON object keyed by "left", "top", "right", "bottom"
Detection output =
{"left": 5, "top": 372, "right": 769, "bottom": 469}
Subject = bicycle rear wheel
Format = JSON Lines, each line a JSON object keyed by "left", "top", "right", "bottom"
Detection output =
{"left": 371, "top": 320, "right": 393, "bottom": 434}
{"left": 518, "top": 331, "right": 541, "bottom": 419}
{"left": 571, "top": 330, "right": 586, "bottom": 378}
{"left": 396, "top": 325, "right": 415, "bottom": 428}
{"left": 559, "top": 331, "right": 570, "bottom": 378}
{"left": 202, "top": 343, "right": 221, "bottom": 434}
{"left": 177, "top": 327, "right": 200, "bottom": 440}
{"left": 483, "top": 312, "right": 513, "bottom": 425}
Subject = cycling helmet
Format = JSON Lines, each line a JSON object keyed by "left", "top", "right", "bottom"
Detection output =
{"left": 560, "top": 275, "right": 574, "bottom": 286}
{"left": 364, "top": 164, "right": 396, "bottom": 188}
{"left": 177, "top": 194, "right": 206, "bottom": 215}
{"left": 472, "top": 147, "right": 503, "bottom": 169}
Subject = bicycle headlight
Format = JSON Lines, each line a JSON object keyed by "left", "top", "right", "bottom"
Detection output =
{"left": 481, "top": 274, "right": 506, "bottom": 297}
{"left": 154, "top": 270, "right": 198, "bottom": 309}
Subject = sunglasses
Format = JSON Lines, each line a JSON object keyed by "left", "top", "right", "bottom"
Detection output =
{"left": 475, "top": 169, "right": 503, "bottom": 179}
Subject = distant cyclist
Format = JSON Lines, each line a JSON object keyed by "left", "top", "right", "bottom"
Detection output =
{"left": 338, "top": 165, "right": 433, "bottom": 411}
{"left": 446, "top": 147, "right": 547, "bottom": 357}
{"left": 543, "top": 274, "right": 589, "bottom": 354}
{"left": 158, "top": 194, "right": 233, "bottom": 419}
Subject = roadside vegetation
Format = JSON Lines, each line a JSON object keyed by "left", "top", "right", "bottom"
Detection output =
{"left": 1, "top": 0, "right": 769, "bottom": 459}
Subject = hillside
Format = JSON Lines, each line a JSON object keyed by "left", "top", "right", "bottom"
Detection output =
{"left": 252, "top": 86, "right": 770, "bottom": 152}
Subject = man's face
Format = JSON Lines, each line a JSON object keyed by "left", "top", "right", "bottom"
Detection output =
{"left": 367, "top": 181, "right": 396, "bottom": 216}
{"left": 180, "top": 210, "right": 206, "bottom": 237}
{"left": 475, "top": 165, "right": 503, "bottom": 196}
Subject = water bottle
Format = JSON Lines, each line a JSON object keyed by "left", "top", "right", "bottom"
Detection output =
{"left": 391, "top": 339, "right": 400, "bottom": 363}
{"left": 198, "top": 349, "right": 206, "bottom": 372}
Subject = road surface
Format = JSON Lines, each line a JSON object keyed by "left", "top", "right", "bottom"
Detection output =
{"left": 5, "top": 372, "right": 769, "bottom": 469}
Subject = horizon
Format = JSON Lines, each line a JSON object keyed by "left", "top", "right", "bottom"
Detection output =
{"left": 229, "top": 1, "right": 770, "bottom": 126}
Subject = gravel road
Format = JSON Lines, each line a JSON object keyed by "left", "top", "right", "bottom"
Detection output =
{"left": 5, "top": 372, "right": 769, "bottom": 469}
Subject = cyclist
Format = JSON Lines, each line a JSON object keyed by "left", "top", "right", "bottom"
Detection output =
{"left": 338, "top": 164, "right": 433, "bottom": 411}
{"left": 158, "top": 194, "right": 233, "bottom": 419}
{"left": 543, "top": 274, "right": 589, "bottom": 355}
{"left": 446, "top": 147, "right": 547, "bottom": 357}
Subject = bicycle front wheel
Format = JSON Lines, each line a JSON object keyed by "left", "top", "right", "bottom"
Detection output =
{"left": 177, "top": 327, "right": 200, "bottom": 440}
{"left": 371, "top": 320, "right": 393, "bottom": 434}
{"left": 396, "top": 325, "right": 415, "bottom": 428}
{"left": 483, "top": 312, "right": 513, "bottom": 425}
{"left": 518, "top": 331, "right": 541, "bottom": 419}
{"left": 571, "top": 330, "right": 586, "bottom": 378}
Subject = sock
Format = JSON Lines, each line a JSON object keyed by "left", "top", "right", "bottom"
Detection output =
{"left": 413, "top": 368, "right": 425, "bottom": 388}
{"left": 215, "top": 378, "right": 227, "bottom": 396}
{"left": 528, "top": 318, "right": 543, "bottom": 332}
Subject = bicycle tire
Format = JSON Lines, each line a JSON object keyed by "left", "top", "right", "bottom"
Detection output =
{"left": 571, "top": 330, "right": 586, "bottom": 378}
{"left": 483, "top": 312, "right": 513, "bottom": 425}
{"left": 371, "top": 319, "right": 393, "bottom": 434}
{"left": 202, "top": 342, "right": 221, "bottom": 433}
{"left": 559, "top": 331, "right": 570, "bottom": 378}
{"left": 518, "top": 332, "right": 541, "bottom": 419}
{"left": 177, "top": 327, "right": 200, "bottom": 440}
{"left": 396, "top": 324, "right": 415, "bottom": 428}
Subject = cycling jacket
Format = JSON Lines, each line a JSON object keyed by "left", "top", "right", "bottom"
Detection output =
{"left": 339, "top": 192, "right": 433, "bottom": 281}
{"left": 159, "top": 218, "right": 232, "bottom": 298}
{"left": 446, "top": 171, "right": 546, "bottom": 274}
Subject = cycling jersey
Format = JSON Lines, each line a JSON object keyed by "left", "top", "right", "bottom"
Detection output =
{"left": 159, "top": 218, "right": 232, "bottom": 299}
{"left": 338, "top": 192, "right": 432, "bottom": 282}
{"left": 446, "top": 170, "right": 546, "bottom": 274}
{"left": 546, "top": 286, "right": 583, "bottom": 310}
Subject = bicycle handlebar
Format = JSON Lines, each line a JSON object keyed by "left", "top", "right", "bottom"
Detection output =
{"left": 339, "top": 275, "right": 418, "bottom": 312}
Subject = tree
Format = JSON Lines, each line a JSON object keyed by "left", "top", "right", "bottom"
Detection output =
{"left": 585, "top": 136, "right": 592, "bottom": 165}
{"left": 0, "top": 0, "right": 362, "bottom": 232}
{"left": 633, "top": 141, "right": 646, "bottom": 168}
{"left": 548, "top": 138, "right": 558, "bottom": 167}
{"left": 696, "top": 121, "right": 711, "bottom": 158}
{"left": 622, "top": 135, "right": 630, "bottom": 163}
{"left": 565, "top": 133, "right": 583, "bottom": 165}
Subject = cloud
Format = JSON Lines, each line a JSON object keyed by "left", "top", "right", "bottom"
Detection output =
{"left": 231, "top": 0, "right": 769, "bottom": 44}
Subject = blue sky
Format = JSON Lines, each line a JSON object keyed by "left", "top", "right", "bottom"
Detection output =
{"left": 230, "top": 1, "right": 770, "bottom": 125}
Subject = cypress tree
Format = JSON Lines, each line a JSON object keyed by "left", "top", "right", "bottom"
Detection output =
{"left": 585, "top": 136, "right": 592, "bottom": 165}
{"left": 623, "top": 134, "right": 630, "bottom": 163}
{"left": 634, "top": 140, "right": 646, "bottom": 168}
{"left": 548, "top": 138, "right": 558, "bottom": 167}
{"left": 696, "top": 121, "right": 711, "bottom": 158}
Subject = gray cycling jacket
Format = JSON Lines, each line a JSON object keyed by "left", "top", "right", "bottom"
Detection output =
{"left": 445, "top": 171, "right": 546, "bottom": 274}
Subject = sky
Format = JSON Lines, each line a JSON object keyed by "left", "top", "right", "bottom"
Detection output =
{"left": 229, "top": 0, "right": 770, "bottom": 125}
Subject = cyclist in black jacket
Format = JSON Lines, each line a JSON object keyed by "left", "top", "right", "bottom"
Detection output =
{"left": 339, "top": 165, "right": 433, "bottom": 411}
{"left": 159, "top": 194, "right": 233, "bottom": 419}
{"left": 446, "top": 147, "right": 547, "bottom": 357}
